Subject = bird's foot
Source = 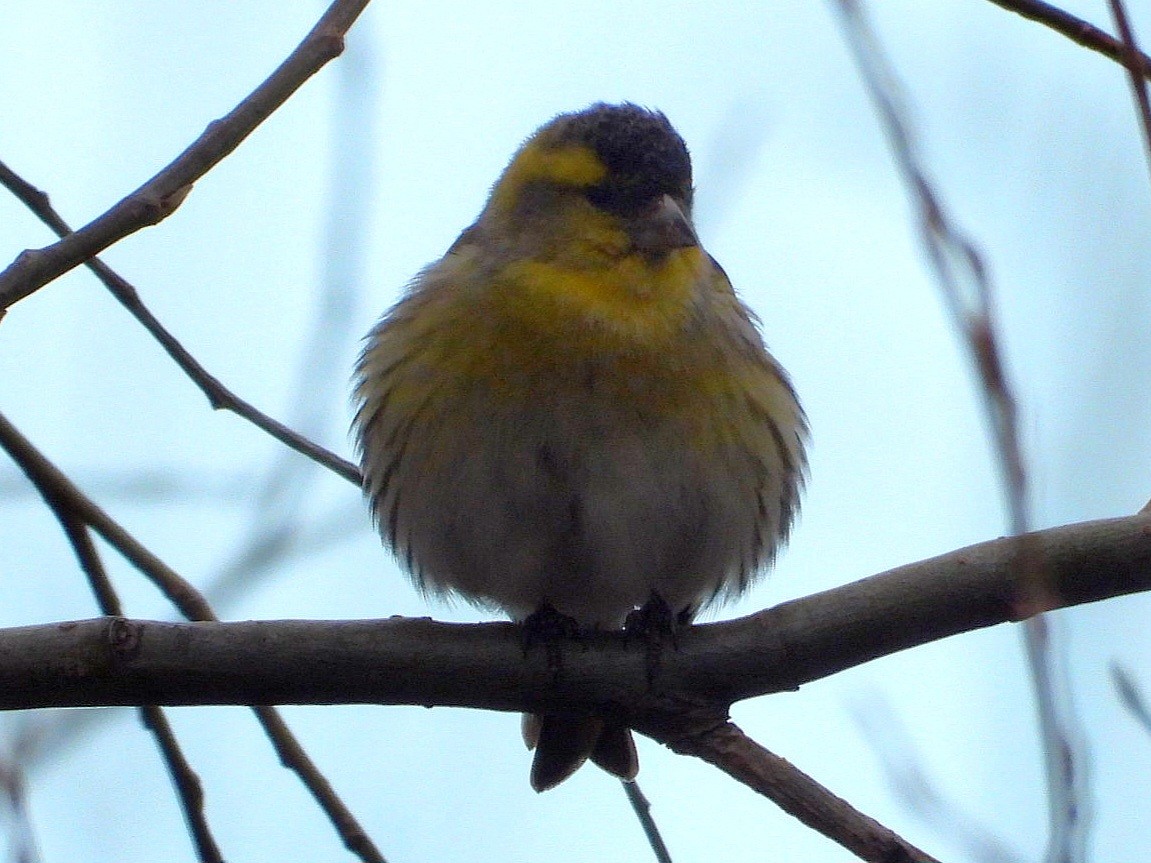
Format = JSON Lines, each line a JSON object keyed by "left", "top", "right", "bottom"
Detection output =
{"left": 624, "top": 592, "right": 689, "bottom": 683}
{"left": 522, "top": 603, "right": 582, "bottom": 679}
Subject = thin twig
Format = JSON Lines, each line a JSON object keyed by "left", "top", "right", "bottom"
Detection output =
{"left": 0, "top": 736, "right": 42, "bottom": 863}
{"left": 252, "top": 707, "right": 384, "bottom": 863}
{"left": 53, "top": 516, "right": 122, "bottom": 619}
{"left": 1110, "top": 662, "right": 1151, "bottom": 737}
{"left": 985, "top": 0, "right": 1151, "bottom": 78}
{"left": 832, "top": 3, "right": 1091, "bottom": 861}
{"left": 0, "top": 747, "right": 42, "bottom": 863}
{"left": 0, "top": 160, "right": 361, "bottom": 487}
{"left": 33, "top": 493, "right": 223, "bottom": 861}
{"left": 0, "top": 0, "right": 370, "bottom": 311}
{"left": 671, "top": 721, "right": 939, "bottom": 863}
{"left": 1108, "top": 0, "right": 1151, "bottom": 181}
{"left": 622, "top": 780, "right": 673, "bottom": 863}
{"left": 0, "top": 410, "right": 386, "bottom": 863}
{"left": 139, "top": 708, "right": 224, "bottom": 863}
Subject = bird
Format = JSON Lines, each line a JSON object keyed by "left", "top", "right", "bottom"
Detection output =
{"left": 353, "top": 102, "right": 806, "bottom": 792}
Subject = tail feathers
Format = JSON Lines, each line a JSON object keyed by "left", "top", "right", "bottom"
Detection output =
{"left": 589, "top": 722, "right": 638, "bottom": 781}
{"left": 522, "top": 713, "right": 638, "bottom": 792}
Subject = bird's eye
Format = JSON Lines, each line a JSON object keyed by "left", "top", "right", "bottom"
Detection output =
{"left": 584, "top": 179, "right": 658, "bottom": 218}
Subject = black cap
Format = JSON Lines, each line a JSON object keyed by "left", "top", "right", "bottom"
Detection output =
{"left": 552, "top": 103, "right": 693, "bottom": 217}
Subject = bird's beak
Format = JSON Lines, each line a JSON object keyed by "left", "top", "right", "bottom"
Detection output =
{"left": 627, "top": 194, "right": 698, "bottom": 258}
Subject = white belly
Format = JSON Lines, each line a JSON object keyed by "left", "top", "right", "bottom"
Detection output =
{"left": 385, "top": 387, "right": 770, "bottom": 627}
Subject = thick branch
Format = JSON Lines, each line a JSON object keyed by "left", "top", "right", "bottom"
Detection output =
{"left": 0, "top": 514, "right": 1147, "bottom": 718}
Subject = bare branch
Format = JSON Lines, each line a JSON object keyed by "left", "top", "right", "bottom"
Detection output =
{"left": 985, "top": 0, "right": 1151, "bottom": 78}
{"left": 202, "top": 31, "right": 378, "bottom": 599}
{"left": 0, "top": 486, "right": 1147, "bottom": 860}
{"left": 1111, "top": 663, "right": 1151, "bottom": 738}
{"left": 0, "top": 410, "right": 215, "bottom": 620}
{"left": 250, "top": 706, "right": 384, "bottom": 863}
{"left": 833, "top": 4, "right": 1095, "bottom": 858}
{"left": 0, "top": 0, "right": 371, "bottom": 312}
{"left": 22, "top": 458, "right": 224, "bottom": 861}
{"left": 1108, "top": 0, "right": 1151, "bottom": 181}
{"left": 0, "top": 410, "right": 385, "bottom": 863}
{"left": 0, "top": 513, "right": 1145, "bottom": 714}
{"left": 671, "top": 721, "right": 938, "bottom": 863}
{"left": 0, "top": 750, "right": 41, "bottom": 863}
{"left": 621, "top": 781, "right": 673, "bottom": 863}
{"left": 139, "top": 707, "right": 223, "bottom": 863}
{"left": 0, "top": 159, "right": 360, "bottom": 487}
